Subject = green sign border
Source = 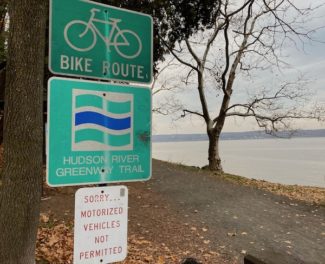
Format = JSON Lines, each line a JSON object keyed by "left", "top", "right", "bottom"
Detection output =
{"left": 49, "top": 0, "right": 153, "bottom": 84}
{"left": 47, "top": 77, "right": 152, "bottom": 187}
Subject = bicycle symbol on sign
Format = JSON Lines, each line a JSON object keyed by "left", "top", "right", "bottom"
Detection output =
{"left": 64, "top": 8, "right": 142, "bottom": 59}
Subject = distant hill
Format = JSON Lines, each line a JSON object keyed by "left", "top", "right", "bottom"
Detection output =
{"left": 152, "top": 129, "right": 325, "bottom": 142}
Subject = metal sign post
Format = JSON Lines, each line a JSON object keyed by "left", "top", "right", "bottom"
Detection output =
{"left": 48, "top": 2, "right": 153, "bottom": 263}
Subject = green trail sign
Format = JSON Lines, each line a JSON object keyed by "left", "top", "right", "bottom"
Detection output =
{"left": 49, "top": 0, "right": 153, "bottom": 84}
{"left": 47, "top": 77, "right": 152, "bottom": 186}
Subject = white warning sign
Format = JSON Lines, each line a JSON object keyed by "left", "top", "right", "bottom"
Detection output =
{"left": 74, "top": 186, "right": 128, "bottom": 263}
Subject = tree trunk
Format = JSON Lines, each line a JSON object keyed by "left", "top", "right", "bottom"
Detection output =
{"left": 207, "top": 130, "right": 223, "bottom": 172}
{"left": 0, "top": 1, "right": 8, "bottom": 63}
{"left": 0, "top": 0, "right": 46, "bottom": 263}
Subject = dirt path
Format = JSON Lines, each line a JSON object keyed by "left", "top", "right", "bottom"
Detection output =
{"left": 41, "top": 159, "right": 325, "bottom": 263}
{"left": 136, "top": 160, "right": 325, "bottom": 264}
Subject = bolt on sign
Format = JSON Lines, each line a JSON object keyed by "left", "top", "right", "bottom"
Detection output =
{"left": 49, "top": 0, "right": 153, "bottom": 84}
{"left": 74, "top": 186, "right": 128, "bottom": 264}
{"left": 47, "top": 77, "right": 151, "bottom": 186}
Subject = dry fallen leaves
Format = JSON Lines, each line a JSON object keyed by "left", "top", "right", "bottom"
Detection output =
{"left": 36, "top": 215, "right": 73, "bottom": 264}
{"left": 36, "top": 214, "right": 225, "bottom": 264}
{"left": 221, "top": 174, "right": 325, "bottom": 205}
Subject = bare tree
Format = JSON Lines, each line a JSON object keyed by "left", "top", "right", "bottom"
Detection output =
{"left": 152, "top": 56, "right": 184, "bottom": 115}
{"left": 161, "top": 0, "right": 324, "bottom": 171}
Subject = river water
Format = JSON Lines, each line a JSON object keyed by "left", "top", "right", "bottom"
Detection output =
{"left": 152, "top": 137, "right": 325, "bottom": 187}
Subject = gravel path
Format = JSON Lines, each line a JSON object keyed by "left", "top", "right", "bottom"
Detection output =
{"left": 41, "top": 159, "right": 325, "bottom": 263}
{"left": 127, "top": 159, "right": 325, "bottom": 264}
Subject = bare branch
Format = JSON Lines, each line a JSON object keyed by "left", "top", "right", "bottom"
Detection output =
{"left": 159, "top": 35, "right": 198, "bottom": 71}
{"left": 221, "top": 0, "right": 254, "bottom": 17}
{"left": 185, "top": 39, "right": 201, "bottom": 66}
{"left": 202, "top": 3, "right": 224, "bottom": 65}
{"left": 181, "top": 109, "right": 204, "bottom": 118}
{"left": 220, "top": 19, "right": 230, "bottom": 95}
{"left": 152, "top": 56, "right": 178, "bottom": 92}
{"left": 153, "top": 95, "right": 183, "bottom": 116}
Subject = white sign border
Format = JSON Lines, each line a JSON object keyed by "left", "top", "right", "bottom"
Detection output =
{"left": 46, "top": 76, "right": 152, "bottom": 187}
{"left": 73, "top": 186, "right": 128, "bottom": 264}
{"left": 48, "top": 0, "right": 153, "bottom": 85}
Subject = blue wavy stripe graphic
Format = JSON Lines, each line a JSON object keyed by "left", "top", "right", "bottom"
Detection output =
{"left": 75, "top": 111, "right": 131, "bottom": 130}
{"left": 75, "top": 129, "right": 130, "bottom": 146}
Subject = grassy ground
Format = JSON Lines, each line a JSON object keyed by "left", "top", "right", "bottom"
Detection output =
{"left": 219, "top": 173, "right": 325, "bottom": 206}
{"left": 172, "top": 160, "right": 325, "bottom": 206}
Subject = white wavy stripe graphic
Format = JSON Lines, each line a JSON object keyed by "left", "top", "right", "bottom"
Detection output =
{"left": 72, "top": 89, "right": 134, "bottom": 152}
{"left": 74, "top": 89, "right": 133, "bottom": 102}
{"left": 74, "top": 123, "right": 131, "bottom": 135}
{"left": 73, "top": 141, "right": 132, "bottom": 151}
{"left": 74, "top": 106, "right": 131, "bottom": 119}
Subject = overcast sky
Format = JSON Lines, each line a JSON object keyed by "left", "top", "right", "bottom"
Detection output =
{"left": 152, "top": 0, "right": 325, "bottom": 135}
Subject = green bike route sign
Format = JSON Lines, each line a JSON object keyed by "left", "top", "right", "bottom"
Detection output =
{"left": 49, "top": 0, "right": 153, "bottom": 84}
{"left": 47, "top": 77, "right": 152, "bottom": 187}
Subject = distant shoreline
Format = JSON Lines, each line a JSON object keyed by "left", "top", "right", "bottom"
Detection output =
{"left": 153, "top": 129, "right": 325, "bottom": 142}
{"left": 152, "top": 137, "right": 325, "bottom": 187}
